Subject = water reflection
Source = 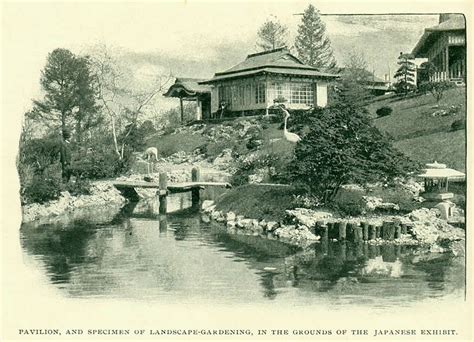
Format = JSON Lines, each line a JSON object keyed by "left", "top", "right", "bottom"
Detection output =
{"left": 20, "top": 195, "right": 464, "bottom": 306}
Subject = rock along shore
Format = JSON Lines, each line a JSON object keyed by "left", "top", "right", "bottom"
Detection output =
{"left": 202, "top": 201, "right": 465, "bottom": 254}
{"left": 21, "top": 181, "right": 126, "bottom": 225}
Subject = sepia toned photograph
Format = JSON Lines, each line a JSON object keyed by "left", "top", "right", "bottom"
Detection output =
{"left": 1, "top": 0, "right": 471, "bottom": 340}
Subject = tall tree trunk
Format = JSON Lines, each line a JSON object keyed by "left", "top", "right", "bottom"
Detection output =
{"left": 111, "top": 116, "right": 121, "bottom": 158}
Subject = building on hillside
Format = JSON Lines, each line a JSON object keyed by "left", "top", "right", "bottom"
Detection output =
{"left": 336, "top": 68, "right": 391, "bottom": 96}
{"left": 412, "top": 14, "right": 466, "bottom": 84}
{"left": 163, "top": 78, "right": 212, "bottom": 121}
{"left": 164, "top": 48, "right": 339, "bottom": 120}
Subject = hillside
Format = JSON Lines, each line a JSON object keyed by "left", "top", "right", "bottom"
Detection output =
{"left": 144, "top": 87, "right": 466, "bottom": 175}
{"left": 368, "top": 87, "right": 466, "bottom": 171}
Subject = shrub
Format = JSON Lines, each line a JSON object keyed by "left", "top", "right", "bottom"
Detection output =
{"left": 63, "top": 178, "right": 91, "bottom": 196}
{"left": 22, "top": 167, "right": 62, "bottom": 204}
{"left": 376, "top": 106, "right": 393, "bottom": 117}
{"left": 331, "top": 188, "right": 366, "bottom": 216}
{"left": 451, "top": 119, "right": 465, "bottom": 131}
{"left": 69, "top": 147, "right": 131, "bottom": 179}
{"left": 231, "top": 152, "right": 289, "bottom": 186}
{"left": 290, "top": 104, "right": 419, "bottom": 203}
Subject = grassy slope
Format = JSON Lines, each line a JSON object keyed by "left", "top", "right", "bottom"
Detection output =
{"left": 394, "top": 130, "right": 466, "bottom": 172}
{"left": 368, "top": 87, "right": 466, "bottom": 171}
{"left": 215, "top": 184, "right": 295, "bottom": 221}
{"left": 145, "top": 131, "right": 208, "bottom": 157}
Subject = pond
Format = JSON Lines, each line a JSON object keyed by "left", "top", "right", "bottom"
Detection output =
{"left": 20, "top": 191, "right": 465, "bottom": 309}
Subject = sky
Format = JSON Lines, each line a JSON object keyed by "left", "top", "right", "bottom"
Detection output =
{"left": 1, "top": 1, "right": 443, "bottom": 117}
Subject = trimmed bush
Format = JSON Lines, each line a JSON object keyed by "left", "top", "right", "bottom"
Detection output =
{"left": 451, "top": 119, "right": 465, "bottom": 131}
{"left": 376, "top": 106, "right": 393, "bottom": 117}
{"left": 23, "top": 173, "right": 62, "bottom": 204}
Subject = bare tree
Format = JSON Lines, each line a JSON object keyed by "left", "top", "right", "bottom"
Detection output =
{"left": 89, "top": 44, "right": 172, "bottom": 159}
{"left": 337, "top": 50, "right": 371, "bottom": 104}
{"left": 257, "top": 16, "right": 288, "bottom": 51}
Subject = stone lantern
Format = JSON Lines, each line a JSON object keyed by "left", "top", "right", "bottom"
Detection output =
{"left": 418, "top": 161, "right": 465, "bottom": 200}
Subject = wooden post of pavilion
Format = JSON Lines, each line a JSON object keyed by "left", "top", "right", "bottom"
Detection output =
{"left": 179, "top": 96, "right": 184, "bottom": 123}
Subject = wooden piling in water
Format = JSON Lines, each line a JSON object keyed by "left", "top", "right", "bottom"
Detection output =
{"left": 394, "top": 220, "right": 401, "bottom": 239}
{"left": 382, "top": 221, "right": 395, "bottom": 241}
{"left": 317, "top": 221, "right": 328, "bottom": 242}
{"left": 361, "top": 221, "right": 369, "bottom": 241}
{"left": 368, "top": 224, "right": 377, "bottom": 240}
{"left": 327, "top": 222, "right": 336, "bottom": 240}
{"left": 353, "top": 224, "right": 363, "bottom": 243}
{"left": 338, "top": 221, "right": 347, "bottom": 241}
{"left": 375, "top": 225, "right": 381, "bottom": 239}
{"left": 159, "top": 172, "right": 168, "bottom": 214}
{"left": 191, "top": 167, "right": 201, "bottom": 207}
{"left": 347, "top": 222, "right": 355, "bottom": 242}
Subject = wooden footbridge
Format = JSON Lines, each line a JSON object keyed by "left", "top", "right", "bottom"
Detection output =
{"left": 113, "top": 167, "right": 231, "bottom": 214}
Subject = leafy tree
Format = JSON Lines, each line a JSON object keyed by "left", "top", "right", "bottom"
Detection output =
{"left": 418, "top": 80, "right": 454, "bottom": 103}
{"left": 257, "top": 16, "right": 288, "bottom": 51}
{"left": 290, "top": 104, "right": 418, "bottom": 202}
{"left": 336, "top": 50, "right": 371, "bottom": 104}
{"left": 418, "top": 61, "right": 437, "bottom": 84}
{"left": 294, "top": 4, "right": 337, "bottom": 70}
{"left": 394, "top": 52, "right": 416, "bottom": 95}
{"left": 29, "top": 48, "right": 100, "bottom": 141}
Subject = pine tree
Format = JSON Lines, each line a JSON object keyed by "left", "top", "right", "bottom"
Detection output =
{"left": 31, "top": 48, "right": 100, "bottom": 141}
{"left": 294, "top": 4, "right": 337, "bottom": 70}
{"left": 394, "top": 52, "right": 416, "bottom": 95}
{"left": 257, "top": 17, "right": 288, "bottom": 51}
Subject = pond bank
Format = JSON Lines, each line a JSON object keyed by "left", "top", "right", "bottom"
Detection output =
{"left": 21, "top": 181, "right": 126, "bottom": 225}
{"left": 203, "top": 199, "right": 465, "bottom": 255}
{"left": 20, "top": 164, "right": 232, "bottom": 225}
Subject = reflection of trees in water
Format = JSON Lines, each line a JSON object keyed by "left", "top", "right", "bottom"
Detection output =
{"left": 20, "top": 224, "right": 97, "bottom": 284}
{"left": 20, "top": 205, "right": 464, "bottom": 302}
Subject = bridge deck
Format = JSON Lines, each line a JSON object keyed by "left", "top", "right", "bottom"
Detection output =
{"left": 113, "top": 180, "right": 231, "bottom": 193}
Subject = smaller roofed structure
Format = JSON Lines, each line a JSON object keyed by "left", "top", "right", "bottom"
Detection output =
{"left": 163, "top": 78, "right": 211, "bottom": 99}
{"left": 163, "top": 78, "right": 212, "bottom": 121}
{"left": 418, "top": 161, "right": 465, "bottom": 200}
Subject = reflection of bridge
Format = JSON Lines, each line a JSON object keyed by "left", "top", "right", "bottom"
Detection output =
{"left": 113, "top": 167, "right": 231, "bottom": 214}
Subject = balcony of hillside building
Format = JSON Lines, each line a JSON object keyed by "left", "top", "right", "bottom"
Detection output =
{"left": 412, "top": 14, "right": 466, "bottom": 86}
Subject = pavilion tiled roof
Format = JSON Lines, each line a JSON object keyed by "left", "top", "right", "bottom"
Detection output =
{"left": 201, "top": 47, "right": 338, "bottom": 84}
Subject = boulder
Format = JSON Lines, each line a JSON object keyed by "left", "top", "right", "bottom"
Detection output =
{"left": 266, "top": 221, "right": 279, "bottom": 232}
{"left": 285, "top": 208, "right": 333, "bottom": 228}
{"left": 226, "top": 211, "right": 236, "bottom": 222}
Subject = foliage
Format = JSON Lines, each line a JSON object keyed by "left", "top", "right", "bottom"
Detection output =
{"left": 257, "top": 16, "right": 288, "bottom": 51}
{"left": 294, "top": 4, "right": 337, "bottom": 70}
{"left": 393, "top": 53, "right": 416, "bottom": 95}
{"left": 376, "top": 106, "right": 393, "bottom": 117}
{"left": 18, "top": 135, "right": 62, "bottom": 173}
{"left": 159, "top": 102, "right": 197, "bottom": 128}
{"left": 231, "top": 152, "right": 290, "bottom": 186}
{"left": 418, "top": 61, "right": 437, "bottom": 84}
{"left": 21, "top": 164, "right": 63, "bottom": 204}
{"left": 62, "top": 178, "right": 92, "bottom": 196}
{"left": 69, "top": 144, "right": 132, "bottom": 179}
{"left": 336, "top": 50, "right": 372, "bottom": 104}
{"left": 418, "top": 80, "right": 454, "bottom": 103}
{"left": 290, "top": 104, "right": 419, "bottom": 202}
{"left": 451, "top": 118, "right": 465, "bottom": 131}
{"left": 331, "top": 189, "right": 366, "bottom": 216}
{"left": 29, "top": 48, "right": 100, "bottom": 141}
